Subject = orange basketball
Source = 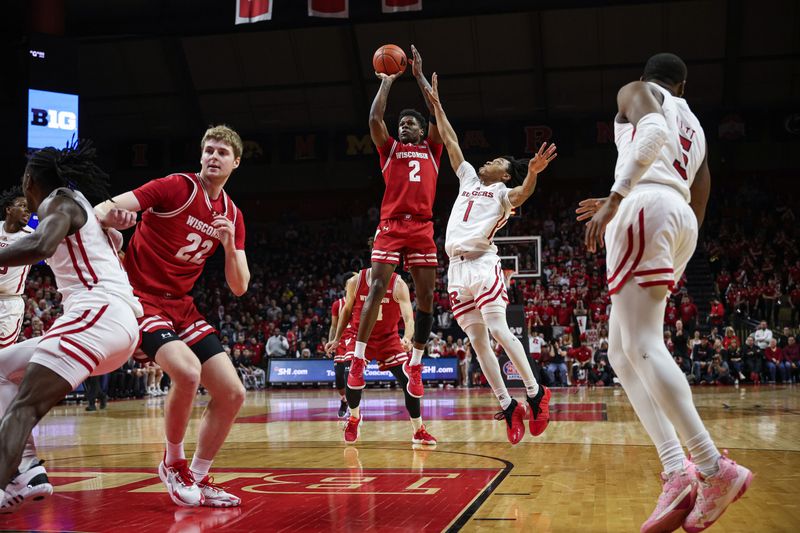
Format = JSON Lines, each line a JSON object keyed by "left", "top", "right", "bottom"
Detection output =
{"left": 372, "top": 44, "right": 407, "bottom": 76}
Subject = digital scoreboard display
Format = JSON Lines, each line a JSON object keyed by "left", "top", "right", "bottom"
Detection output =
{"left": 27, "top": 89, "right": 79, "bottom": 150}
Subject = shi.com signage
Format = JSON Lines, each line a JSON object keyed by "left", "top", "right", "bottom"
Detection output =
{"left": 268, "top": 358, "right": 458, "bottom": 384}
{"left": 28, "top": 89, "right": 78, "bottom": 150}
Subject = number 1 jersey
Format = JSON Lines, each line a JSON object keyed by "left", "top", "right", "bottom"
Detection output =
{"left": 124, "top": 173, "right": 245, "bottom": 297}
{"left": 378, "top": 137, "right": 443, "bottom": 221}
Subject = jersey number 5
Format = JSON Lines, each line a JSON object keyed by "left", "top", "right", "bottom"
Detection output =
{"left": 176, "top": 233, "right": 213, "bottom": 265}
{"left": 672, "top": 135, "right": 693, "bottom": 180}
{"left": 408, "top": 160, "right": 421, "bottom": 182}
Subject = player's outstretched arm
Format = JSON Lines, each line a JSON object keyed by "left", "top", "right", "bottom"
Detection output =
{"left": 0, "top": 194, "right": 85, "bottom": 267}
{"left": 425, "top": 73, "right": 464, "bottom": 173}
{"left": 508, "top": 142, "right": 558, "bottom": 207}
{"left": 369, "top": 71, "right": 401, "bottom": 148}
{"left": 326, "top": 274, "right": 358, "bottom": 353}
{"left": 690, "top": 149, "right": 711, "bottom": 228}
{"left": 410, "top": 45, "right": 443, "bottom": 145}
{"left": 394, "top": 278, "right": 415, "bottom": 352}
{"left": 94, "top": 192, "right": 141, "bottom": 230}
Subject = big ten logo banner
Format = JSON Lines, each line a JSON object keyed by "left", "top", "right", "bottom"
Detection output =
{"left": 28, "top": 89, "right": 79, "bottom": 150}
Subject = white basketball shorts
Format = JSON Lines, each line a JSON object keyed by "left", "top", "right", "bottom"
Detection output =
{"left": 0, "top": 292, "right": 139, "bottom": 389}
{"left": 447, "top": 253, "right": 509, "bottom": 329}
{"left": 0, "top": 297, "right": 25, "bottom": 349}
{"left": 605, "top": 184, "right": 698, "bottom": 296}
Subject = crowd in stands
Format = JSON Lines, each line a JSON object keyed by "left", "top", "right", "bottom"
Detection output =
{"left": 14, "top": 187, "right": 799, "bottom": 394}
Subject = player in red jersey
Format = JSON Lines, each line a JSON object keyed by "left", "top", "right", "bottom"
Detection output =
{"left": 350, "top": 46, "right": 443, "bottom": 399}
{"left": 328, "top": 284, "right": 352, "bottom": 418}
{"left": 94, "top": 125, "right": 249, "bottom": 508}
{"left": 327, "top": 268, "right": 436, "bottom": 446}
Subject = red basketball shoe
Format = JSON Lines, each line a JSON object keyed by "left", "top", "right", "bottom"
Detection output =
{"left": 347, "top": 357, "right": 366, "bottom": 389}
{"left": 344, "top": 416, "right": 361, "bottom": 444}
{"left": 412, "top": 425, "right": 437, "bottom": 445}
{"left": 494, "top": 399, "right": 526, "bottom": 445}
{"left": 526, "top": 385, "right": 551, "bottom": 436}
{"left": 403, "top": 362, "right": 424, "bottom": 398}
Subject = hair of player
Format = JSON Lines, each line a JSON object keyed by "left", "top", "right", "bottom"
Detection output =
{"left": 26, "top": 139, "right": 111, "bottom": 204}
{"left": 201, "top": 124, "right": 244, "bottom": 159}
{"left": 398, "top": 109, "right": 427, "bottom": 138}
{"left": 642, "top": 53, "right": 687, "bottom": 86}
{"left": 500, "top": 156, "right": 530, "bottom": 187}
{"left": 0, "top": 185, "right": 24, "bottom": 219}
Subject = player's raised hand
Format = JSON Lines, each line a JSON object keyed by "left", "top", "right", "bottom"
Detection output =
{"left": 375, "top": 70, "right": 402, "bottom": 83}
{"left": 102, "top": 207, "right": 137, "bottom": 230}
{"left": 212, "top": 215, "right": 235, "bottom": 249}
{"left": 425, "top": 73, "right": 441, "bottom": 108}
{"left": 529, "top": 142, "right": 558, "bottom": 174}
{"left": 410, "top": 44, "right": 424, "bottom": 79}
{"left": 575, "top": 197, "right": 608, "bottom": 222}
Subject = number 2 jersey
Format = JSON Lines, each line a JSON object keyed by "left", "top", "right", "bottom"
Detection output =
{"left": 124, "top": 173, "right": 245, "bottom": 297}
{"left": 377, "top": 137, "right": 443, "bottom": 220}
{"left": 614, "top": 82, "right": 706, "bottom": 202}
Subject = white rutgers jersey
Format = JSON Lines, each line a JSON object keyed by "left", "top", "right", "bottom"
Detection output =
{"left": 614, "top": 82, "right": 706, "bottom": 202}
{"left": 445, "top": 161, "right": 514, "bottom": 258}
{"left": 44, "top": 189, "right": 142, "bottom": 316}
{"left": 0, "top": 224, "right": 33, "bottom": 296}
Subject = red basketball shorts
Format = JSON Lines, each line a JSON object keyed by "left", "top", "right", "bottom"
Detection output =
{"left": 372, "top": 218, "right": 437, "bottom": 268}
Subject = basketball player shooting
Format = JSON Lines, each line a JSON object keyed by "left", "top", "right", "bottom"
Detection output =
{"left": 425, "top": 73, "right": 557, "bottom": 445}
{"left": 0, "top": 142, "right": 142, "bottom": 512}
{"left": 94, "top": 125, "right": 249, "bottom": 508}
{"left": 348, "top": 46, "right": 443, "bottom": 400}
{"left": 577, "top": 53, "right": 751, "bottom": 533}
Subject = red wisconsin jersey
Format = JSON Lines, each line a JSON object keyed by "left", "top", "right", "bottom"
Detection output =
{"left": 331, "top": 297, "right": 344, "bottom": 319}
{"left": 378, "top": 137, "right": 443, "bottom": 220}
{"left": 349, "top": 268, "right": 402, "bottom": 344}
{"left": 125, "top": 173, "right": 245, "bottom": 297}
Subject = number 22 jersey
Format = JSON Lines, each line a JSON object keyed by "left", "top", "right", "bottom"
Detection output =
{"left": 124, "top": 173, "right": 245, "bottom": 297}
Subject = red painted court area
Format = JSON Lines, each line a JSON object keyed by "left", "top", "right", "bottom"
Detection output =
{"left": 1, "top": 466, "right": 502, "bottom": 532}
{"left": 237, "top": 401, "right": 607, "bottom": 423}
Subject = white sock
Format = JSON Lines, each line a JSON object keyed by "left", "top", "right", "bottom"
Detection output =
{"left": 523, "top": 380, "right": 540, "bottom": 399}
{"left": 410, "top": 417, "right": 423, "bottom": 431}
{"left": 351, "top": 406, "right": 360, "bottom": 419}
{"left": 410, "top": 348, "right": 424, "bottom": 366}
{"left": 657, "top": 439, "right": 687, "bottom": 474}
{"left": 483, "top": 311, "right": 539, "bottom": 398}
{"left": 190, "top": 456, "right": 213, "bottom": 481}
{"left": 18, "top": 455, "right": 39, "bottom": 473}
{"left": 465, "top": 323, "right": 510, "bottom": 409}
{"left": 494, "top": 388, "right": 512, "bottom": 410}
{"left": 165, "top": 438, "right": 185, "bottom": 465}
{"left": 686, "top": 431, "right": 721, "bottom": 477}
{"left": 354, "top": 341, "right": 367, "bottom": 360}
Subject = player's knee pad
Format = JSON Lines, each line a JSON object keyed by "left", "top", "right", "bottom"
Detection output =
{"left": 413, "top": 310, "right": 433, "bottom": 345}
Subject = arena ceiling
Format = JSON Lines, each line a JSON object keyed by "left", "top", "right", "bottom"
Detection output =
{"left": 12, "top": 0, "right": 800, "bottom": 142}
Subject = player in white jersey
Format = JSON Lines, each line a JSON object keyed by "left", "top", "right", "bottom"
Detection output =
{"left": 0, "top": 188, "right": 32, "bottom": 349}
{"left": 578, "top": 54, "right": 751, "bottom": 533}
{"left": 0, "top": 142, "right": 143, "bottom": 513}
{"left": 426, "top": 73, "right": 557, "bottom": 445}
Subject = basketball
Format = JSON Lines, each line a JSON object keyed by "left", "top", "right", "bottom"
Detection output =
{"left": 373, "top": 44, "right": 407, "bottom": 76}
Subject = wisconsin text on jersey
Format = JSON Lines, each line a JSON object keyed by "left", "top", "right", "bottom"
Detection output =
{"left": 394, "top": 150, "right": 430, "bottom": 160}
{"left": 186, "top": 215, "right": 221, "bottom": 240}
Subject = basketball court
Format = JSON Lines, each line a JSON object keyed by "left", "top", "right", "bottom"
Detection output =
{"left": 2, "top": 384, "right": 796, "bottom": 532}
